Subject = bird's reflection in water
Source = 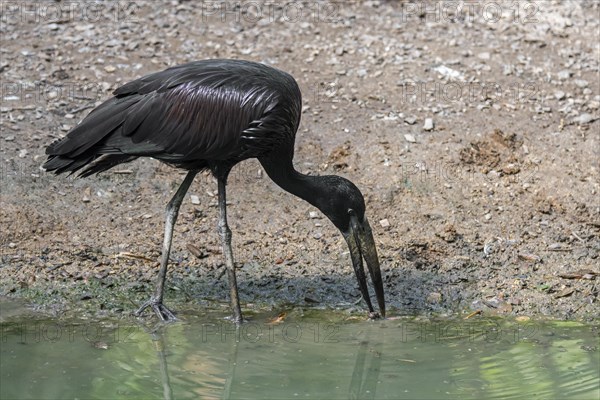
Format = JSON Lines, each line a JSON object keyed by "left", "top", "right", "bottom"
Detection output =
{"left": 348, "top": 340, "right": 383, "bottom": 400}
{"left": 149, "top": 328, "right": 173, "bottom": 400}
{"left": 144, "top": 322, "right": 382, "bottom": 400}
{"left": 221, "top": 326, "right": 240, "bottom": 400}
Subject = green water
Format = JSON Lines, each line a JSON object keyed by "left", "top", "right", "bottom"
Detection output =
{"left": 0, "top": 304, "right": 598, "bottom": 400}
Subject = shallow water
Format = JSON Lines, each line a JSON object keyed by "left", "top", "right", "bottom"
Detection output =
{"left": 1, "top": 301, "right": 598, "bottom": 400}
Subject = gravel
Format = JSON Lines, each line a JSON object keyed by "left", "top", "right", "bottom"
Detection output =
{"left": 0, "top": 0, "right": 598, "bottom": 321}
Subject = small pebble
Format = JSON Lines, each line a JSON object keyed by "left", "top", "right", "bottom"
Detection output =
{"left": 548, "top": 243, "right": 566, "bottom": 250}
{"left": 423, "top": 118, "right": 434, "bottom": 131}
{"left": 404, "top": 134, "right": 416, "bottom": 143}
{"left": 433, "top": 65, "right": 462, "bottom": 80}
{"left": 379, "top": 219, "right": 390, "bottom": 228}
{"left": 557, "top": 70, "right": 571, "bottom": 80}
{"left": 404, "top": 116, "right": 417, "bottom": 125}
{"left": 587, "top": 101, "right": 600, "bottom": 110}
{"left": 573, "top": 113, "right": 595, "bottom": 125}
{"left": 309, "top": 211, "right": 320, "bottom": 219}
{"left": 190, "top": 195, "right": 200, "bottom": 205}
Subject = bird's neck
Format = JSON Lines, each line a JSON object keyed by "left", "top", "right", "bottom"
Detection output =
{"left": 259, "top": 155, "right": 327, "bottom": 210}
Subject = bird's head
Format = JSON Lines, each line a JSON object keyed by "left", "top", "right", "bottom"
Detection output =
{"left": 317, "top": 176, "right": 386, "bottom": 319}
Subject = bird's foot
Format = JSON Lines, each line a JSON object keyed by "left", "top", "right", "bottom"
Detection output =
{"left": 368, "top": 311, "right": 382, "bottom": 320}
{"left": 224, "top": 314, "right": 244, "bottom": 325}
{"left": 135, "top": 297, "right": 177, "bottom": 322}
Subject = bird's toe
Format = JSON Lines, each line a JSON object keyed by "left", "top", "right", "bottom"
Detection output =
{"left": 135, "top": 298, "right": 177, "bottom": 322}
{"left": 153, "top": 303, "right": 177, "bottom": 322}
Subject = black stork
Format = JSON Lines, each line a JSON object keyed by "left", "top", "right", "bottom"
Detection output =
{"left": 43, "top": 59, "right": 385, "bottom": 323}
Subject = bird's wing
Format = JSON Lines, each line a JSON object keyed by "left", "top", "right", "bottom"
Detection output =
{"left": 46, "top": 61, "right": 286, "bottom": 163}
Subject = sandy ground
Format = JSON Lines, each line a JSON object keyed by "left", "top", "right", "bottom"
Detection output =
{"left": 0, "top": 1, "right": 598, "bottom": 320}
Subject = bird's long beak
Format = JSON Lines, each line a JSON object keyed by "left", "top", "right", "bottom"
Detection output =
{"left": 344, "top": 215, "right": 386, "bottom": 318}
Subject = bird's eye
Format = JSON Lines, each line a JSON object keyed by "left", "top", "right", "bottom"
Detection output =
{"left": 348, "top": 208, "right": 355, "bottom": 216}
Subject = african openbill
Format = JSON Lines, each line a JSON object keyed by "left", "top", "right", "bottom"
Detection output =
{"left": 44, "top": 59, "right": 385, "bottom": 322}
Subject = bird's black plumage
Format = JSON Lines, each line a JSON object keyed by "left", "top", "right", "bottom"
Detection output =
{"left": 43, "top": 59, "right": 385, "bottom": 322}
{"left": 45, "top": 59, "right": 301, "bottom": 175}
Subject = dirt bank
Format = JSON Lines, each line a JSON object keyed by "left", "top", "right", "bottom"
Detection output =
{"left": 1, "top": 1, "right": 598, "bottom": 320}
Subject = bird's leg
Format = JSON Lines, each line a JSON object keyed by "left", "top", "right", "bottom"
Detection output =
{"left": 217, "top": 176, "right": 243, "bottom": 324}
{"left": 136, "top": 170, "right": 197, "bottom": 321}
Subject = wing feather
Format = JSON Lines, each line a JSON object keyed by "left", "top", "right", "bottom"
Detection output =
{"left": 44, "top": 59, "right": 302, "bottom": 175}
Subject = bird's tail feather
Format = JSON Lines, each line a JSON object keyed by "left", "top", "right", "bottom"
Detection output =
{"left": 46, "top": 96, "right": 138, "bottom": 158}
{"left": 43, "top": 95, "right": 143, "bottom": 176}
{"left": 78, "top": 154, "right": 138, "bottom": 177}
{"left": 43, "top": 154, "right": 138, "bottom": 177}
